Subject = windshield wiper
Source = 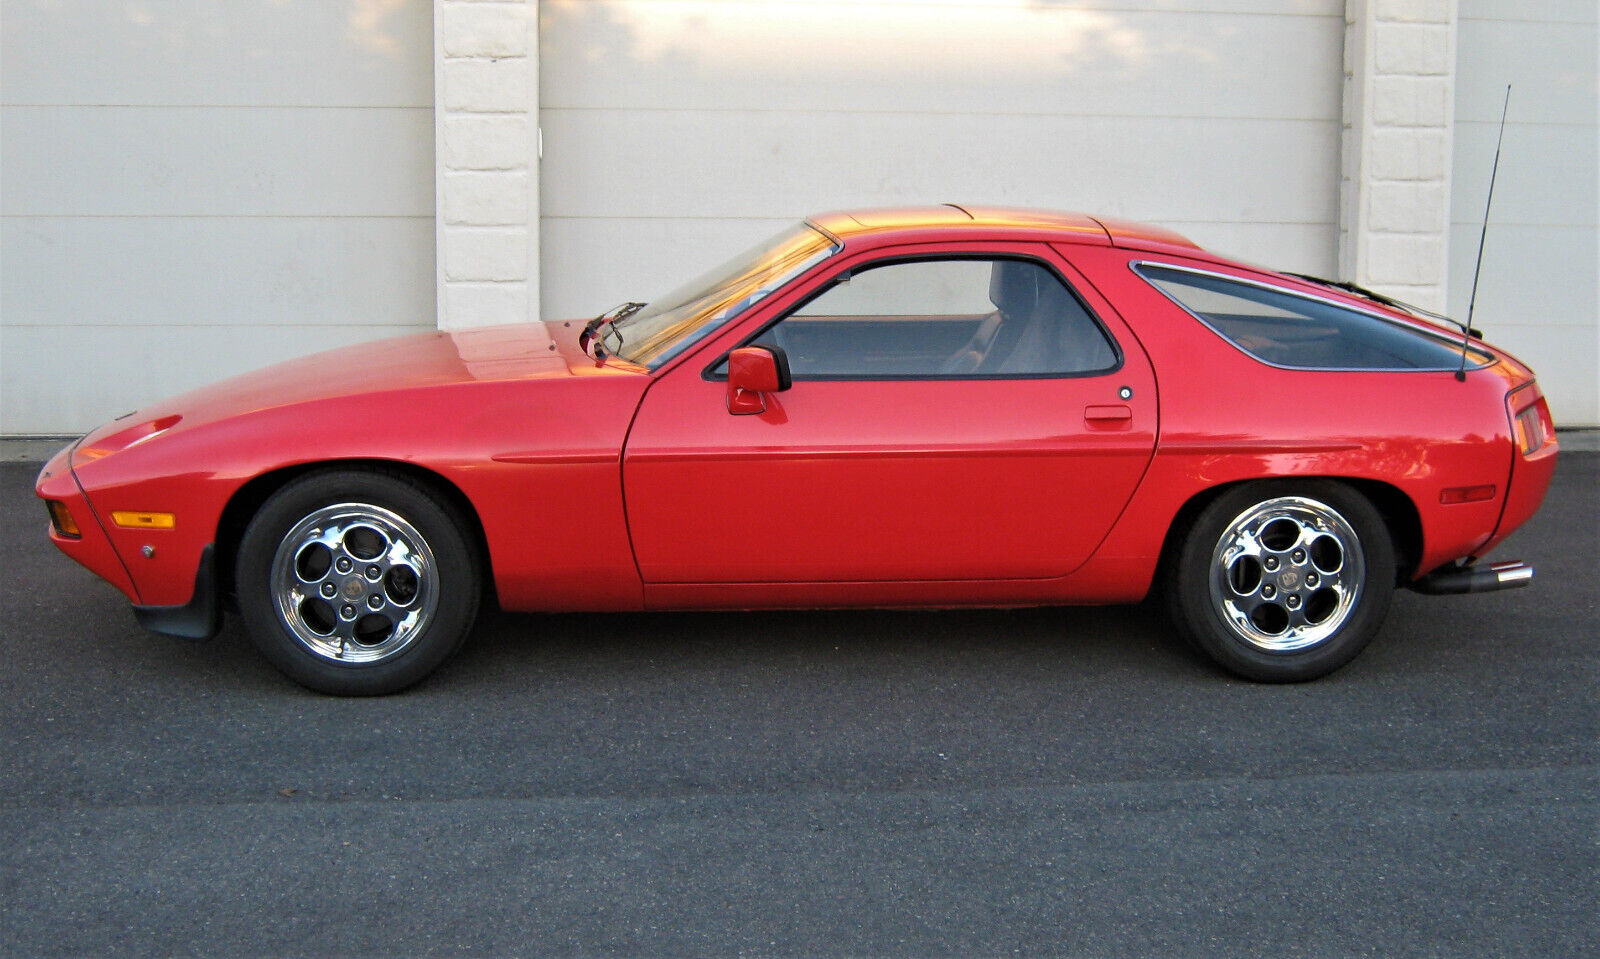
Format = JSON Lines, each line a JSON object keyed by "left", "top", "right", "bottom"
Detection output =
{"left": 1285, "top": 273, "right": 1480, "bottom": 337}
{"left": 601, "top": 320, "right": 625, "bottom": 357}
{"left": 581, "top": 302, "right": 646, "bottom": 359}
{"left": 606, "top": 301, "right": 647, "bottom": 323}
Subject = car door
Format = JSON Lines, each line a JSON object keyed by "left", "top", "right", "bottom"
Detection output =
{"left": 621, "top": 241, "right": 1157, "bottom": 585}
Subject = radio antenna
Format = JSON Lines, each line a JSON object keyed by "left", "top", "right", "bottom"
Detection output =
{"left": 1458, "top": 84, "right": 1511, "bottom": 382}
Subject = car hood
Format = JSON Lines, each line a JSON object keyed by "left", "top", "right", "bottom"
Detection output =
{"left": 77, "top": 321, "right": 641, "bottom": 454}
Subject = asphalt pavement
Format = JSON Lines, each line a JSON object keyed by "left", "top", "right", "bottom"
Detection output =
{"left": 2, "top": 456, "right": 1595, "bottom": 957}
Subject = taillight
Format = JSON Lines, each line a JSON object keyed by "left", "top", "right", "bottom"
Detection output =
{"left": 46, "top": 500, "right": 81, "bottom": 538}
{"left": 1506, "top": 383, "right": 1554, "bottom": 456}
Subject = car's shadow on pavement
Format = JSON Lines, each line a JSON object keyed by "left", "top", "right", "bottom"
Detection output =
{"left": 452, "top": 600, "right": 1215, "bottom": 691}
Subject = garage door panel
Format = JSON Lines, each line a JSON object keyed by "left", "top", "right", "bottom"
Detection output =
{"left": 540, "top": 109, "right": 1337, "bottom": 223}
{"left": 1449, "top": 122, "right": 1596, "bottom": 227}
{"left": 1, "top": 106, "right": 434, "bottom": 218}
{"left": 1460, "top": 0, "right": 1596, "bottom": 23}
{"left": 542, "top": 2, "right": 1341, "bottom": 120}
{"left": 0, "top": 0, "right": 432, "bottom": 108}
{"left": 1, "top": 217, "right": 434, "bottom": 329}
{"left": 1446, "top": 224, "right": 1596, "bottom": 324}
{"left": 1457, "top": 19, "right": 1597, "bottom": 126}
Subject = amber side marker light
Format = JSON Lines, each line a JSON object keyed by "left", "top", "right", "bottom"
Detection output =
{"left": 111, "top": 511, "right": 176, "bottom": 530}
{"left": 1440, "top": 485, "right": 1497, "bottom": 505}
{"left": 46, "top": 501, "right": 81, "bottom": 538}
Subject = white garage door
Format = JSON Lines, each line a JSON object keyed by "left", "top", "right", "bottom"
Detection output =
{"left": 1449, "top": 0, "right": 1598, "bottom": 427}
{"left": 1, "top": 1, "right": 436, "bottom": 436}
{"left": 538, "top": 0, "right": 1344, "bottom": 320}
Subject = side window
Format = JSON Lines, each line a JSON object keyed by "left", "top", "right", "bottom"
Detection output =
{"left": 743, "top": 257, "right": 1118, "bottom": 378}
{"left": 1139, "top": 264, "right": 1479, "bottom": 370}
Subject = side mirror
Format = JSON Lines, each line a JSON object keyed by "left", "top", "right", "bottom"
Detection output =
{"left": 726, "top": 345, "right": 791, "bottom": 415}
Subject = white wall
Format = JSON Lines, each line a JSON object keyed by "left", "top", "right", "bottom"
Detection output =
{"left": 5, "top": 1, "right": 1593, "bottom": 434}
{"left": 1448, "top": 0, "right": 1598, "bottom": 427}
{"left": 537, "top": 0, "right": 1346, "bottom": 320}
{"left": 1, "top": 0, "right": 437, "bottom": 436}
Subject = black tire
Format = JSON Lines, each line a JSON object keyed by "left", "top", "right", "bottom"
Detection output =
{"left": 1164, "top": 480, "right": 1395, "bottom": 682}
{"left": 235, "top": 468, "right": 481, "bottom": 695}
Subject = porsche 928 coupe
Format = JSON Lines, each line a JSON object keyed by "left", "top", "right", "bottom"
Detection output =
{"left": 37, "top": 206, "right": 1558, "bottom": 694}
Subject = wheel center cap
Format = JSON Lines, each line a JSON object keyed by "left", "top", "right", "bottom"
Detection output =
{"left": 1280, "top": 569, "right": 1301, "bottom": 589}
{"left": 342, "top": 577, "right": 366, "bottom": 600}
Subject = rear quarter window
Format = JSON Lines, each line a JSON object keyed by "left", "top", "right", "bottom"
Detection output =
{"left": 1137, "top": 264, "right": 1481, "bottom": 371}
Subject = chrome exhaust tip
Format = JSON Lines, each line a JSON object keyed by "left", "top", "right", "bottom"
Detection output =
{"left": 1410, "top": 560, "right": 1534, "bottom": 595}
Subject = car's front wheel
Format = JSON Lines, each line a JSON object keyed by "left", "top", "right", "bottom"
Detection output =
{"left": 235, "top": 469, "right": 481, "bottom": 695}
{"left": 1166, "top": 480, "right": 1395, "bottom": 682}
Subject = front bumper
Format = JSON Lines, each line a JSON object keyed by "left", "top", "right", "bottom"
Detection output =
{"left": 36, "top": 443, "right": 141, "bottom": 604}
{"left": 37, "top": 443, "right": 220, "bottom": 639}
{"left": 132, "top": 543, "right": 221, "bottom": 640}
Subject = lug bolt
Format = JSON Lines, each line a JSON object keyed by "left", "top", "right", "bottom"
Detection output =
{"left": 1292, "top": 549, "right": 1306, "bottom": 564}
{"left": 321, "top": 583, "right": 337, "bottom": 598}
{"left": 367, "top": 594, "right": 384, "bottom": 610}
{"left": 1264, "top": 557, "right": 1279, "bottom": 571}
{"left": 1307, "top": 573, "right": 1319, "bottom": 587}
{"left": 341, "top": 604, "right": 355, "bottom": 619}
{"left": 336, "top": 557, "right": 353, "bottom": 573}
{"left": 1287, "top": 595, "right": 1301, "bottom": 609}
{"left": 1262, "top": 585, "right": 1277, "bottom": 599}
{"left": 367, "top": 565, "right": 381, "bottom": 580}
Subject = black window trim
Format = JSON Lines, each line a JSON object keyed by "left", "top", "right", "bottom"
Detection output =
{"left": 702, "top": 251, "right": 1126, "bottom": 382}
{"left": 1130, "top": 260, "right": 1495, "bottom": 374}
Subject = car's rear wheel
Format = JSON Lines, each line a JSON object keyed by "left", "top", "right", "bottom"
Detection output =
{"left": 1166, "top": 480, "right": 1395, "bottom": 682}
{"left": 235, "top": 469, "right": 481, "bottom": 695}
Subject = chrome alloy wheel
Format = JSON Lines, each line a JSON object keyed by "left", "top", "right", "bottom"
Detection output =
{"left": 268, "top": 503, "right": 440, "bottom": 664}
{"left": 1207, "top": 495, "right": 1365, "bottom": 652}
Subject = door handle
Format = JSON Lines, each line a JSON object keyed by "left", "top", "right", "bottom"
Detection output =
{"left": 1084, "top": 404, "right": 1132, "bottom": 423}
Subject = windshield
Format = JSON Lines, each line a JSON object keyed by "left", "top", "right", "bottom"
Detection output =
{"left": 610, "top": 222, "right": 839, "bottom": 367}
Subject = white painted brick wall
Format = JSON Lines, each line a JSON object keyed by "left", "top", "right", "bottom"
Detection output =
{"left": 1365, "top": 233, "right": 1443, "bottom": 285}
{"left": 441, "top": 171, "right": 531, "bottom": 226}
{"left": 1374, "top": 0, "right": 1451, "bottom": 26}
{"left": 434, "top": 0, "right": 537, "bottom": 329}
{"left": 1371, "top": 75, "right": 1452, "bottom": 126}
{"left": 442, "top": 226, "right": 530, "bottom": 282}
{"left": 1373, "top": 23, "right": 1452, "bottom": 75}
{"left": 440, "top": 2, "right": 529, "bottom": 58}
{"left": 441, "top": 115, "right": 531, "bottom": 170}
{"left": 1368, "top": 128, "right": 1448, "bottom": 180}
{"left": 1340, "top": 0, "right": 1457, "bottom": 311}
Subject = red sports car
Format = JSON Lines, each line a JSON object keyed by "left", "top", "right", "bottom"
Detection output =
{"left": 37, "top": 206, "right": 1558, "bottom": 694}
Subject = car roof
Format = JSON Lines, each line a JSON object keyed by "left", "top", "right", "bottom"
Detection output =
{"left": 808, "top": 204, "right": 1203, "bottom": 255}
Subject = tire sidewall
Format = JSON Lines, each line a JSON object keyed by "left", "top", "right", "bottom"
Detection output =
{"left": 1172, "top": 479, "right": 1395, "bottom": 682}
{"left": 235, "top": 470, "right": 480, "bottom": 695}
